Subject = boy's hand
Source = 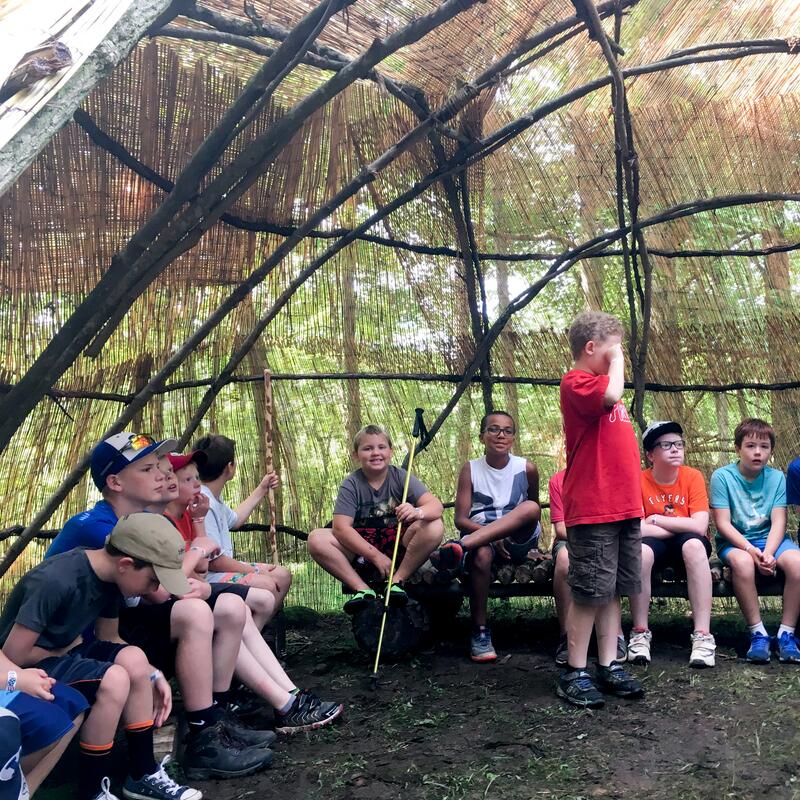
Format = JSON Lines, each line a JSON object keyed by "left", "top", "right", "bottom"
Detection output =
{"left": 606, "top": 343, "right": 624, "bottom": 364}
{"left": 17, "top": 668, "right": 55, "bottom": 701}
{"left": 191, "top": 536, "right": 221, "bottom": 560}
{"left": 258, "top": 472, "right": 280, "bottom": 494}
{"left": 188, "top": 491, "right": 210, "bottom": 519}
{"left": 759, "top": 551, "right": 777, "bottom": 576}
{"left": 183, "top": 578, "right": 212, "bottom": 601}
{"left": 395, "top": 502, "right": 423, "bottom": 524}
{"left": 152, "top": 674, "right": 172, "bottom": 727}
{"left": 370, "top": 551, "right": 393, "bottom": 579}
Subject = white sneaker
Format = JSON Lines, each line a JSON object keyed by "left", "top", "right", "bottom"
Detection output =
{"left": 689, "top": 631, "right": 716, "bottom": 668}
{"left": 627, "top": 630, "right": 652, "bottom": 664}
{"left": 616, "top": 634, "right": 627, "bottom": 663}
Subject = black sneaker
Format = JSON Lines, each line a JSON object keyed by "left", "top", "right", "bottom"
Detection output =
{"left": 554, "top": 633, "right": 569, "bottom": 667}
{"left": 275, "top": 691, "right": 344, "bottom": 734}
{"left": 221, "top": 712, "right": 277, "bottom": 749}
{"left": 343, "top": 588, "right": 377, "bottom": 615}
{"left": 556, "top": 668, "right": 605, "bottom": 708}
{"left": 182, "top": 721, "right": 273, "bottom": 780}
{"left": 595, "top": 662, "right": 645, "bottom": 698}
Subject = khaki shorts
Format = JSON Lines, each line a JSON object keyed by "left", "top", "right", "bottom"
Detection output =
{"left": 566, "top": 518, "right": 641, "bottom": 606}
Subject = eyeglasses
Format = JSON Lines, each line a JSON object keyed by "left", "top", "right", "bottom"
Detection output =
{"left": 655, "top": 439, "right": 685, "bottom": 451}
{"left": 119, "top": 434, "right": 156, "bottom": 455}
{"left": 485, "top": 426, "right": 516, "bottom": 436}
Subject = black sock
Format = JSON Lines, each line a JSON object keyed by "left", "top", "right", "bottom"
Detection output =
{"left": 212, "top": 690, "right": 233, "bottom": 709}
{"left": 78, "top": 741, "right": 114, "bottom": 799}
{"left": 186, "top": 704, "right": 224, "bottom": 734}
{"left": 124, "top": 721, "right": 157, "bottom": 781}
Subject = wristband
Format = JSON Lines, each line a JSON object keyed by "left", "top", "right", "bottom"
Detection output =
{"left": 5, "top": 671, "right": 16, "bottom": 693}
{"left": 149, "top": 670, "right": 162, "bottom": 683}
{"left": 191, "top": 517, "right": 205, "bottom": 523}
{"left": 190, "top": 546, "right": 207, "bottom": 558}
{"left": 416, "top": 507, "right": 424, "bottom": 521}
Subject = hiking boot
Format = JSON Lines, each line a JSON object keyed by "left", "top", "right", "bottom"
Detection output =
{"left": 122, "top": 757, "right": 202, "bottom": 800}
{"left": 595, "top": 662, "right": 645, "bottom": 698}
{"left": 745, "top": 631, "right": 771, "bottom": 664}
{"left": 627, "top": 630, "right": 652, "bottom": 665}
{"left": 554, "top": 633, "right": 568, "bottom": 667}
{"left": 430, "top": 540, "right": 467, "bottom": 576}
{"left": 556, "top": 668, "right": 605, "bottom": 709}
{"left": 343, "top": 588, "right": 377, "bottom": 615}
{"left": 616, "top": 634, "right": 627, "bottom": 663}
{"left": 387, "top": 583, "right": 408, "bottom": 608}
{"left": 182, "top": 721, "right": 272, "bottom": 780}
{"left": 221, "top": 713, "right": 277, "bottom": 748}
{"left": 470, "top": 626, "right": 497, "bottom": 663}
{"left": 689, "top": 632, "right": 716, "bottom": 668}
{"left": 777, "top": 631, "right": 800, "bottom": 664}
{"left": 92, "top": 778, "right": 121, "bottom": 800}
{"left": 275, "top": 692, "right": 344, "bottom": 734}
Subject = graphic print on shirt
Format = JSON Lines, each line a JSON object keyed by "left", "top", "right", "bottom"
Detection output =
{"left": 470, "top": 470, "right": 529, "bottom": 523}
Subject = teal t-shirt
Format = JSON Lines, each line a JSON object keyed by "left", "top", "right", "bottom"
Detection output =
{"left": 710, "top": 462, "right": 786, "bottom": 546}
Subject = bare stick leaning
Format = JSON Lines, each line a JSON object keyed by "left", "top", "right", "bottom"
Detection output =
{"left": 263, "top": 368, "right": 279, "bottom": 565}
{"left": 370, "top": 407, "right": 425, "bottom": 688}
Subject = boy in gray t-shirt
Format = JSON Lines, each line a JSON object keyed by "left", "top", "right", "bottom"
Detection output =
{"left": 308, "top": 424, "right": 445, "bottom": 613}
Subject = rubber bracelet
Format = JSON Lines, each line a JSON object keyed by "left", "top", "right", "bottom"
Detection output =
{"left": 149, "top": 670, "right": 162, "bottom": 683}
{"left": 189, "top": 546, "right": 207, "bottom": 558}
{"left": 191, "top": 517, "right": 205, "bottom": 523}
{"left": 5, "top": 671, "right": 16, "bottom": 692}
{"left": 416, "top": 507, "right": 424, "bottom": 521}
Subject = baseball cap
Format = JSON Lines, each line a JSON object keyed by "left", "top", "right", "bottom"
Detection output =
{"left": 90, "top": 432, "right": 179, "bottom": 490}
{"left": 642, "top": 421, "right": 684, "bottom": 451}
{"left": 167, "top": 451, "right": 207, "bottom": 472}
{"left": 107, "top": 513, "right": 190, "bottom": 596}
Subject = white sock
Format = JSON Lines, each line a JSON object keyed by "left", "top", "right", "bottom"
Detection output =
{"left": 748, "top": 621, "right": 768, "bottom": 637}
{"left": 778, "top": 624, "right": 796, "bottom": 638}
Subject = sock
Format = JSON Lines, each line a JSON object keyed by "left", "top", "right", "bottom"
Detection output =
{"left": 186, "top": 704, "right": 224, "bottom": 734}
{"left": 632, "top": 627, "right": 648, "bottom": 634}
{"left": 78, "top": 741, "right": 114, "bottom": 800}
{"left": 276, "top": 693, "right": 295, "bottom": 715}
{"left": 212, "top": 689, "right": 233, "bottom": 709}
{"left": 748, "top": 621, "right": 768, "bottom": 637}
{"left": 290, "top": 687, "right": 300, "bottom": 696}
{"left": 124, "top": 720, "right": 157, "bottom": 781}
{"left": 778, "top": 624, "right": 796, "bottom": 638}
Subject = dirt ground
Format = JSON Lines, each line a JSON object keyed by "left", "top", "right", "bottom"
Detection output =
{"left": 189, "top": 603, "right": 800, "bottom": 800}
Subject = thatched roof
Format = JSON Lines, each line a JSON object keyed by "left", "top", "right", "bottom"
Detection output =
{"left": 0, "top": 0, "right": 799, "bottom": 605}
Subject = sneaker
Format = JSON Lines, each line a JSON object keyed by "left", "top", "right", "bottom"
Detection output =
{"left": 556, "top": 668, "right": 605, "bottom": 709}
{"left": 595, "top": 662, "right": 645, "bottom": 698}
{"left": 554, "top": 633, "right": 568, "bottom": 667}
{"left": 343, "top": 588, "right": 376, "bottom": 615}
{"left": 182, "top": 722, "right": 272, "bottom": 780}
{"left": 627, "top": 630, "right": 652, "bottom": 665}
{"left": 92, "top": 778, "right": 121, "bottom": 800}
{"left": 221, "top": 713, "right": 277, "bottom": 748}
{"left": 430, "top": 540, "right": 467, "bottom": 576}
{"left": 470, "top": 626, "right": 497, "bottom": 663}
{"left": 387, "top": 583, "right": 408, "bottom": 608}
{"left": 689, "top": 632, "right": 716, "bottom": 668}
{"left": 746, "top": 631, "right": 771, "bottom": 664}
{"left": 123, "top": 758, "right": 202, "bottom": 800}
{"left": 275, "top": 692, "right": 344, "bottom": 734}
{"left": 616, "top": 634, "right": 627, "bottom": 663}
{"left": 777, "top": 631, "right": 800, "bottom": 664}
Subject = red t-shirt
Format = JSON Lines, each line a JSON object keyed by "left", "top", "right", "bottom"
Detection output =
{"left": 165, "top": 510, "right": 195, "bottom": 545}
{"left": 560, "top": 369, "right": 643, "bottom": 526}
{"left": 549, "top": 470, "right": 565, "bottom": 524}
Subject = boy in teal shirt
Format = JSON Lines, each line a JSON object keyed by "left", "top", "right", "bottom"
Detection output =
{"left": 710, "top": 418, "right": 800, "bottom": 664}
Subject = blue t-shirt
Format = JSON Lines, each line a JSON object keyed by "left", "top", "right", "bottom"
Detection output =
{"left": 46, "top": 501, "right": 118, "bottom": 557}
{"left": 710, "top": 462, "right": 786, "bottom": 546}
{"left": 786, "top": 458, "right": 800, "bottom": 507}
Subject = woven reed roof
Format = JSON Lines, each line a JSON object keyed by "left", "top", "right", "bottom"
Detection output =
{"left": 0, "top": 0, "right": 799, "bottom": 606}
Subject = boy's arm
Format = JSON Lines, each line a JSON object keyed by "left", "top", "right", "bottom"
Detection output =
{"left": 526, "top": 461, "right": 540, "bottom": 504}
{"left": 331, "top": 514, "right": 389, "bottom": 570}
{"left": 640, "top": 520, "right": 674, "bottom": 539}
{"left": 712, "top": 507, "right": 755, "bottom": 551}
{"left": 644, "top": 512, "right": 709, "bottom": 537}
{"left": 0, "top": 651, "right": 55, "bottom": 701}
{"left": 231, "top": 473, "right": 279, "bottom": 529}
{"left": 94, "top": 616, "right": 126, "bottom": 644}
{"left": 396, "top": 491, "right": 443, "bottom": 525}
{"left": 3, "top": 623, "right": 79, "bottom": 668}
{"left": 603, "top": 343, "right": 625, "bottom": 407}
{"left": 454, "top": 464, "right": 480, "bottom": 535}
{"left": 761, "top": 506, "right": 787, "bottom": 565}
{"left": 207, "top": 553, "right": 255, "bottom": 574}
{"left": 553, "top": 521, "right": 567, "bottom": 541}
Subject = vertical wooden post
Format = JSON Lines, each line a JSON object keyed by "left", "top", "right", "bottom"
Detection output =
{"left": 263, "top": 369, "right": 279, "bottom": 565}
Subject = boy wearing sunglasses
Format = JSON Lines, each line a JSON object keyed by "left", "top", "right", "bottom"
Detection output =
{"left": 431, "top": 411, "right": 540, "bottom": 662}
{"left": 628, "top": 421, "right": 716, "bottom": 667}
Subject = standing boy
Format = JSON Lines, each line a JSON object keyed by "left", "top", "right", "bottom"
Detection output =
{"left": 557, "top": 311, "right": 644, "bottom": 708}
{"left": 308, "top": 424, "right": 444, "bottom": 612}
{"left": 628, "top": 421, "right": 715, "bottom": 667}
{"left": 711, "top": 418, "right": 800, "bottom": 663}
{"left": 431, "top": 411, "right": 540, "bottom": 662}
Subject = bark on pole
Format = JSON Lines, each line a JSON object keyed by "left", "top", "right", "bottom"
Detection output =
{"left": 263, "top": 369, "right": 280, "bottom": 566}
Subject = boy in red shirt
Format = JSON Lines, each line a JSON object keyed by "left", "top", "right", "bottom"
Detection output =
{"left": 628, "top": 421, "right": 715, "bottom": 667}
{"left": 557, "top": 311, "right": 644, "bottom": 708}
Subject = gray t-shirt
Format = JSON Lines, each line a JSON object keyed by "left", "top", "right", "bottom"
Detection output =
{"left": 333, "top": 466, "right": 428, "bottom": 528}
{"left": 0, "top": 549, "right": 120, "bottom": 651}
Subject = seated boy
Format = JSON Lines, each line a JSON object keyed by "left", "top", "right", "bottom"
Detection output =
{"left": 0, "top": 514, "right": 203, "bottom": 800}
{"left": 307, "top": 424, "right": 445, "bottom": 612}
{"left": 0, "top": 652, "right": 88, "bottom": 797}
{"left": 430, "top": 411, "right": 540, "bottom": 662}
{"left": 550, "top": 469, "right": 626, "bottom": 667}
{"left": 193, "top": 435, "right": 292, "bottom": 606}
{"left": 628, "top": 421, "right": 715, "bottom": 667}
{"left": 711, "top": 418, "right": 800, "bottom": 664}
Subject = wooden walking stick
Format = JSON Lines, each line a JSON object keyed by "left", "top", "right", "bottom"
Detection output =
{"left": 263, "top": 369, "right": 279, "bottom": 566}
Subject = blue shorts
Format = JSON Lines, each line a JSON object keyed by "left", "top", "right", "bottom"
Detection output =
{"left": 718, "top": 536, "right": 800, "bottom": 564}
{"left": 1, "top": 683, "right": 87, "bottom": 756}
{"left": 0, "top": 708, "right": 25, "bottom": 800}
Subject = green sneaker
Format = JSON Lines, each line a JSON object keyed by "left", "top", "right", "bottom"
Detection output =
{"left": 343, "top": 588, "right": 376, "bottom": 615}
{"left": 388, "top": 583, "right": 408, "bottom": 608}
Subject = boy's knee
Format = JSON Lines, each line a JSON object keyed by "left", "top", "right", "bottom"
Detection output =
{"left": 307, "top": 529, "right": 333, "bottom": 557}
{"left": 273, "top": 566, "right": 292, "bottom": 588}
{"left": 98, "top": 664, "right": 130, "bottom": 707}
{"left": 555, "top": 547, "right": 569, "bottom": 574}
{"left": 248, "top": 588, "right": 276, "bottom": 618}
{"left": 682, "top": 538, "right": 708, "bottom": 564}
{"left": 172, "top": 598, "right": 213, "bottom": 636}
{"left": 727, "top": 551, "right": 754, "bottom": 576}
{"left": 471, "top": 545, "right": 493, "bottom": 571}
{"left": 213, "top": 593, "right": 247, "bottom": 628}
{"left": 779, "top": 552, "right": 800, "bottom": 580}
{"left": 641, "top": 544, "right": 655, "bottom": 567}
{"left": 517, "top": 500, "right": 541, "bottom": 523}
{"left": 114, "top": 646, "right": 151, "bottom": 684}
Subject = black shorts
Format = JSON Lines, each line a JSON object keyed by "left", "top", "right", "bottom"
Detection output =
{"left": 641, "top": 532, "right": 712, "bottom": 573}
{"left": 36, "top": 640, "right": 130, "bottom": 704}
{"left": 207, "top": 583, "right": 249, "bottom": 608}
{"left": 567, "top": 518, "right": 641, "bottom": 606}
{"left": 119, "top": 601, "right": 178, "bottom": 678}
